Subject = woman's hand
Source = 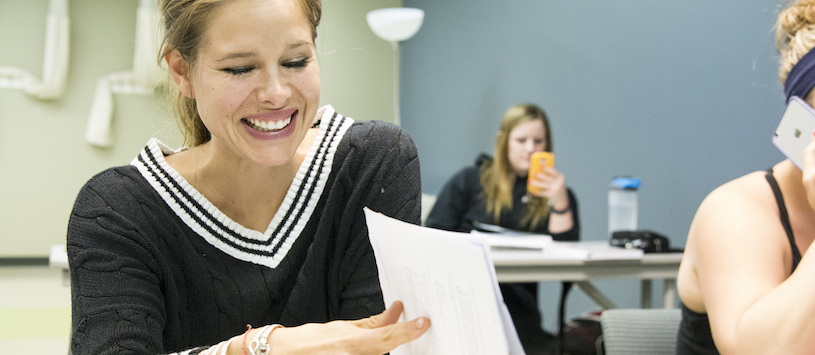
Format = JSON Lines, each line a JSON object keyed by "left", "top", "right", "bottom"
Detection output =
{"left": 803, "top": 132, "right": 815, "bottom": 212}
{"left": 267, "top": 301, "right": 430, "bottom": 355}
{"left": 528, "top": 166, "right": 569, "bottom": 210}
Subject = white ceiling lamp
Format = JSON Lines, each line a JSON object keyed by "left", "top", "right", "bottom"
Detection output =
{"left": 366, "top": 8, "right": 424, "bottom": 126}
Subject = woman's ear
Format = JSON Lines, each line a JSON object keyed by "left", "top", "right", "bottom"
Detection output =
{"left": 166, "top": 50, "right": 194, "bottom": 99}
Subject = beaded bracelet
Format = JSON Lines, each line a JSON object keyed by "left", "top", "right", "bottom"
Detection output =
{"left": 248, "top": 324, "right": 284, "bottom": 355}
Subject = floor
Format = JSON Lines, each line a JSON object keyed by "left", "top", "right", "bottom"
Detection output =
{"left": 0, "top": 266, "right": 71, "bottom": 354}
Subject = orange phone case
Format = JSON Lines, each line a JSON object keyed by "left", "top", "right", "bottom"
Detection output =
{"left": 527, "top": 151, "right": 554, "bottom": 194}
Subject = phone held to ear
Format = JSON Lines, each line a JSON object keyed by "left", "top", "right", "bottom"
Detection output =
{"left": 527, "top": 151, "right": 554, "bottom": 194}
{"left": 773, "top": 96, "right": 815, "bottom": 170}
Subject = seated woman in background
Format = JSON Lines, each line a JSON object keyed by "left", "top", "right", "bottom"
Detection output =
{"left": 426, "top": 103, "right": 579, "bottom": 354}
{"left": 676, "top": 1, "right": 815, "bottom": 353}
{"left": 66, "top": 0, "right": 429, "bottom": 354}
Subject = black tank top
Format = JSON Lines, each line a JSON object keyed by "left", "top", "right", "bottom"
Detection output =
{"left": 675, "top": 168, "right": 802, "bottom": 354}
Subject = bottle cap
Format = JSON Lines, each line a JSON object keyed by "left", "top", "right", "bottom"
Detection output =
{"left": 611, "top": 177, "right": 641, "bottom": 189}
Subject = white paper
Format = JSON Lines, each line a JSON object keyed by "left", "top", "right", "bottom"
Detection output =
{"left": 365, "top": 208, "right": 524, "bottom": 355}
{"left": 548, "top": 241, "right": 644, "bottom": 261}
{"left": 470, "top": 230, "right": 553, "bottom": 250}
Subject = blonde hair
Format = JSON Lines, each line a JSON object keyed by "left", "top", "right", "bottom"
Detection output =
{"left": 777, "top": 0, "right": 815, "bottom": 85}
{"left": 158, "top": 0, "right": 322, "bottom": 147}
{"left": 480, "top": 104, "right": 552, "bottom": 230}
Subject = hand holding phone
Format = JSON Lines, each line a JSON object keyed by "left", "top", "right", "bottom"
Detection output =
{"left": 773, "top": 96, "right": 815, "bottom": 170}
{"left": 527, "top": 151, "right": 554, "bottom": 194}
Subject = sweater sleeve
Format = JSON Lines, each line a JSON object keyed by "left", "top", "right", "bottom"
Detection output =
{"left": 68, "top": 170, "right": 210, "bottom": 355}
{"left": 68, "top": 171, "right": 170, "bottom": 354}
{"left": 361, "top": 123, "right": 422, "bottom": 224}
{"left": 330, "top": 121, "right": 422, "bottom": 319}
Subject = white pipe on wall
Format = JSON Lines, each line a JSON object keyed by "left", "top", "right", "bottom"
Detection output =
{"left": 84, "top": 0, "right": 164, "bottom": 148}
{"left": 0, "top": 0, "right": 70, "bottom": 100}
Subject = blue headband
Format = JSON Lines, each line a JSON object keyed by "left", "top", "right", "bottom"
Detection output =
{"left": 785, "top": 47, "right": 815, "bottom": 102}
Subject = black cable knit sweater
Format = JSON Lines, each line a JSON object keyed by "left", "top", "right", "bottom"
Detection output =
{"left": 67, "top": 107, "right": 421, "bottom": 354}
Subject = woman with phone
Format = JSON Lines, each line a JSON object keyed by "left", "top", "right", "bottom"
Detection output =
{"left": 675, "top": 1, "right": 815, "bottom": 353}
{"left": 426, "top": 103, "right": 579, "bottom": 354}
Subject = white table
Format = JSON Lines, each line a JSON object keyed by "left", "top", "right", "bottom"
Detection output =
{"left": 491, "top": 249, "right": 683, "bottom": 309}
{"left": 50, "top": 242, "right": 682, "bottom": 309}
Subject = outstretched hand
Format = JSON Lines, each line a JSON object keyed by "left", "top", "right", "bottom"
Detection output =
{"left": 267, "top": 301, "right": 430, "bottom": 355}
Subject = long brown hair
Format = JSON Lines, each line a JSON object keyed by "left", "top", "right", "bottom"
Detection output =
{"left": 480, "top": 104, "right": 553, "bottom": 230}
{"left": 158, "top": 0, "right": 322, "bottom": 147}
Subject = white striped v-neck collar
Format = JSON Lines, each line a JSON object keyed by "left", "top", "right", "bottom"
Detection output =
{"left": 131, "top": 105, "right": 353, "bottom": 268}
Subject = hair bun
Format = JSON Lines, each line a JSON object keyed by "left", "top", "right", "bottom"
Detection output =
{"left": 777, "top": 0, "right": 815, "bottom": 84}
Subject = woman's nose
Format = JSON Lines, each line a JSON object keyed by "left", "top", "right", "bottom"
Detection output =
{"left": 525, "top": 140, "right": 537, "bottom": 152}
{"left": 257, "top": 71, "right": 290, "bottom": 106}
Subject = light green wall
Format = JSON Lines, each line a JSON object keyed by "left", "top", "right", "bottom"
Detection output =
{"left": 0, "top": 0, "right": 399, "bottom": 257}
{"left": 319, "top": 0, "right": 401, "bottom": 122}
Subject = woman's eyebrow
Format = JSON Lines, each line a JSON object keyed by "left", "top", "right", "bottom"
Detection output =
{"left": 215, "top": 52, "right": 257, "bottom": 62}
{"left": 289, "top": 41, "right": 313, "bottom": 50}
{"left": 214, "top": 42, "right": 311, "bottom": 62}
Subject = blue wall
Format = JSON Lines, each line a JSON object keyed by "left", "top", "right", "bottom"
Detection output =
{"left": 401, "top": 0, "right": 785, "bottom": 329}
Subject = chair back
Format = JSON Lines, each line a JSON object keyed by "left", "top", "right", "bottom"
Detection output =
{"left": 599, "top": 308, "right": 681, "bottom": 355}
{"left": 420, "top": 193, "right": 437, "bottom": 226}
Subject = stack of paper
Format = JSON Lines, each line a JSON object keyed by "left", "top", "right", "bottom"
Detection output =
{"left": 473, "top": 231, "right": 553, "bottom": 250}
{"left": 365, "top": 209, "right": 525, "bottom": 355}
{"left": 471, "top": 227, "right": 643, "bottom": 261}
{"left": 547, "top": 241, "right": 644, "bottom": 261}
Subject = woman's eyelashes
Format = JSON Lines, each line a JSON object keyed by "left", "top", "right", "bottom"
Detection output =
{"left": 283, "top": 57, "right": 311, "bottom": 69}
{"left": 221, "top": 57, "right": 311, "bottom": 75}
{"left": 516, "top": 138, "right": 544, "bottom": 145}
{"left": 222, "top": 66, "right": 254, "bottom": 75}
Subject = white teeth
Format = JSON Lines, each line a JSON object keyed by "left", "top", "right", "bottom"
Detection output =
{"left": 246, "top": 115, "right": 292, "bottom": 132}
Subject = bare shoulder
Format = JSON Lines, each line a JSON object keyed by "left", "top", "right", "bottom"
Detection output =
{"left": 679, "top": 171, "right": 783, "bottom": 305}
{"left": 690, "top": 170, "right": 784, "bottom": 255}
{"left": 682, "top": 170, "right": 792, "bottom": 314}
{"left": 696, "top": 171, "right": 773, "bottom": 222}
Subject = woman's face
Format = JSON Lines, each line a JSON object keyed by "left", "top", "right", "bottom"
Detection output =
{"left": 506, "top": 119, "right": 547, "bottom": 176}
{"left": 176, "top": 0, "right": 320, "bottom": 167}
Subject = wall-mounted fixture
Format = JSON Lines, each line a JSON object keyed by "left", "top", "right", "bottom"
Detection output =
{"left": 366, "top": 7, "right": 424, "bottom": 126}
{"left": 0, "top": 0, "right": 69, "bottom": 100}
{"left": 85, "top": 0, "right": 164, "bottom": 148}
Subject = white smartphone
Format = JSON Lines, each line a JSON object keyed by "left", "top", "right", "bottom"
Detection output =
{"left": 773, "top": 96, "right": 815, "bottom": 170}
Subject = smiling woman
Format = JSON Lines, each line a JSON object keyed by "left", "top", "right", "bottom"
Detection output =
{"left": 65, "top": 0, "right": 429, "bottom": 354}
